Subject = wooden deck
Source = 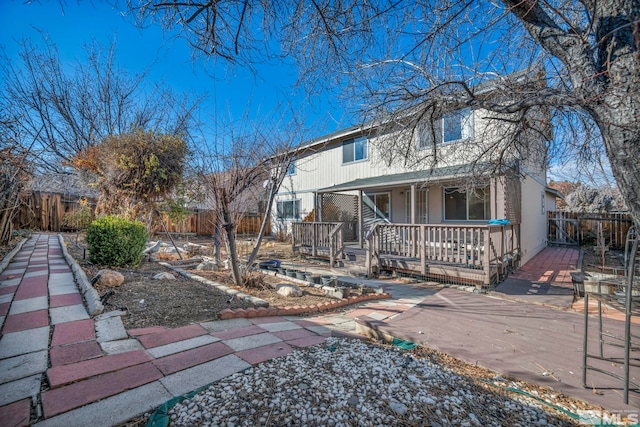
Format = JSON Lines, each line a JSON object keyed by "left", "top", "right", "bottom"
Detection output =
{"left": 293, "top": 222, "right": 520, "bottom": 287}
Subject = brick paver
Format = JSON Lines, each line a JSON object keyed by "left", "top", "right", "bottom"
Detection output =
{"left": 273, "top": 328, "right": 317, "bottom": 341}
{"left": 235, "top": 342, "right": 293, "bottom": 364}
{"left": 50, "top": 341, "right": 103, "bottom": 367}
{"left": 41, "top": 362, "right": 163, "bottom": 417}
{"left": 13, "top": 282, "right": 48, "bottom": 300}
{"left": 152, "top": 342, "right": 234, "bottom": 375}
{"left": 211, "top": 325, "right": 266, "bottom": 340}
{"left": 285, "top": 335, "right": 327, "bottom": 348}
{"left": 137, "top": 324, "right": 209, "bottom": 348}
{"left": 0, "top": 285, "right": 18, "bottom": 296}
{"left": 51, "top": 319, "right": 96, "bottom": 346}
{"left": 0, "top": 398, "right": 31, "bottom": 427}
{"left": 47, "top": 350, "right": 152, "bottom": 388}
{"left": 50, "top": 293, "right": 83, "bottom": 308}
{"left": 2, "top": 309, "right": 49, "bottom": 333}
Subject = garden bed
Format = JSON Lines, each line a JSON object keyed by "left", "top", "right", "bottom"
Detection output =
{"left": 60, "top": 233, "right": 345, "bottom": 329}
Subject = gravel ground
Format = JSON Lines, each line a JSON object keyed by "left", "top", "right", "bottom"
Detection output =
{"left": 164, "top": 338, "right": 580, "bottom": 427}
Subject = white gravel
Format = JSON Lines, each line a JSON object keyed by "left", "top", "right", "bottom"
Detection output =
{"left": 166, "top": 338, "right": 578, "bottom": 426}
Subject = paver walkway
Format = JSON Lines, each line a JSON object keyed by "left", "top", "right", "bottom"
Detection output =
{"left": 357, "top": 247, "right": 640, "bottom": 415}
{"left": 0, "top": 235, "right": 637, "bottom": 426}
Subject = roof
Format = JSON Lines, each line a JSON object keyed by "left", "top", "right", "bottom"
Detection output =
{"left": 317, "top": 163, "right": 482, "bottom": 193}
{"left": 28, "top": 173, "right": 100, "bottom": 198}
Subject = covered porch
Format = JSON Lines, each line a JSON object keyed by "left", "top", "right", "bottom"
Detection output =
{"left": 292, "top": 165, "right": 521, "bottom": 287}
{"left": 292, "top": 221, "right": 519, "bottom": 286}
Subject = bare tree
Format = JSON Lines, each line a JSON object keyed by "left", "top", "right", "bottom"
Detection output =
{"left": 0, "top": 116, "right": 33, "bottom": 245}
{"left": 192, "top": 111, "right": 304, "bottom": 287}
{"left": 127, "top": 0, "right": 640, "bottom": 227}
{"left": 0, "top": 36, "right": 199, "bottom": 172}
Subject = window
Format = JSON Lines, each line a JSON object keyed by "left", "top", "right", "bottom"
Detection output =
{"left": 342, "top": 136, "right": 368, "bottom": 163}
{"left": 416, "top": 108, "right": 473, "bottom": 149}
{"left": 286, "top": 162, "right": 296, "bottom": 175}
{"left": 276, "top": 200, "right": 301, "bottom": 220}
{"left": 444, "top": 187, "right": 490, "bottom": 221}
{"left": 366, "top": 192, "right": 390, "bottom": 220}
{"left": 442, "top": 108, "right": 473, "bottom": 143}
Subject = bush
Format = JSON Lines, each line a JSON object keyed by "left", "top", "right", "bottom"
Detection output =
{"left": 86, "top": 216, "right": 148, "bottom": 267}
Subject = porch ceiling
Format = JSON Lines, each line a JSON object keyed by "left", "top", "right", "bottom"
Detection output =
{"left": 317, "top": 163, "right": 481, "bottom": 193}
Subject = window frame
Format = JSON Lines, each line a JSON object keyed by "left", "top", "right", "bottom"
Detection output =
{"left": 342, "top": 136, "right": 369, "bottom": 164}
{"left": 286, "top": 161, "right": 296, "bottom": 176}
{"left": 443, "top": 186, "right": 490, "bottom": 221}
{"left": 366, "top": 192, "right": 391, "bottom": 221}
{"left": 442, "top": 108, "right": 473, "bottom": 144}
{"left": 417, "top": 108, "right": 474, "bottom": 149}
{"left": 276, "top": 199, "right": 301, "bottom": 220}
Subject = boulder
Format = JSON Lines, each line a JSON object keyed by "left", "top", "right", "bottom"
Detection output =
{"left": 276, "top": 284, "right": 303, "bottom": 298}
{"left": 95, "top": 270, "right": 125, "bottom": 288}
{"left": 196, "top": 261, "right": 218, "bottom": 271}
{"left": 153, "top": 272, "right": 176, "bottom": 280}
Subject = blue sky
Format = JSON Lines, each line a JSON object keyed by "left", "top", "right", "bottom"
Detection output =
{"left": 0, "top": 1, "right": 344, "bottom": 137}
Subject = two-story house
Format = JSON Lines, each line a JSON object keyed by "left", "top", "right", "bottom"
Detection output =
{"left": 272, "top": 86, "right": 558, "bottom": 287}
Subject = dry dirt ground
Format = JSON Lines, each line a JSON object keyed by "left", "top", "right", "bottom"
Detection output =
{"left": 59, "top": 233, "right": 339, "bottom": 329}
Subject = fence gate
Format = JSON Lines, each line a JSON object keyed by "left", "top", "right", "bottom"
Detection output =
{"left": 548, "top": 211, "right": 579, "bottom": 246}
{"left": 547, "top": 211, "right": 633, "bottom": 249}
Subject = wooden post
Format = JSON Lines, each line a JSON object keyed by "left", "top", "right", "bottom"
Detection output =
{"left": 312, "top": 223, "right": 317, "bottom": 257}
{"left": 483, "top": 227, "right": 491, "bottom": 285}
{"left": 420, "top": 225, "right": 426, "bottom": 274}
{"left": 410, "top": 184, "right": 416, "bottom": 224}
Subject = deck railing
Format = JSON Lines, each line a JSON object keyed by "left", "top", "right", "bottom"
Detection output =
{"left": 292, "top": 222, "right": 345, "bottom": 267}
{"left": 366, "top": 223, "right": 520, "bottom": 285}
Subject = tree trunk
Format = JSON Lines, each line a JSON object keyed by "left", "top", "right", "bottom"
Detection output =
{"left": 588, "top": 19, "right": 640, "bottom": 228}
{"left": 245, "top": 178, "right": 276, "bottom": 270}
{"left": 594, "top": 106, "right": 640, "bottom": 228}
{"left": 221, "top": 204, "right": 243, "bottom": 287}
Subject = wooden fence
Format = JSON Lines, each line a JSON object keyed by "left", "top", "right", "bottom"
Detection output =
{"left": 14, "top": 193, "right": 269, "bottom": 237}
{"left": 14, "top": 192, "right": 97, "bottom": 232}
{"left": 160, "top": 210, "right": 269, "bottom": 237}
{"left": 547, "top": 211, "right": 633, "bottom": 249}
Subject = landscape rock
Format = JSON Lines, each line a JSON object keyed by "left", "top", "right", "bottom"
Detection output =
{"left": 95, "top": 270, "right": 125, "bottom": 287}
{"left": 196, "top": 261, "right": 219, "bottom": 271}
{"left": 276, "top": 284, "right": 303, "bottom": 298}
{"left": 153, "top": 272, "right": 176, "bottom": 280}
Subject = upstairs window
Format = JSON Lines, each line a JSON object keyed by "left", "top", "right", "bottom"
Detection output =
{"left": 286, "top": 162, "right": 296, "bottom": 175}
{"left": 342, "top": 136, "right": 368, "bottom": 164}
{"left": 444, "top": 186, "right": 490, "bottom": 221}
{"left": 417, "top": 108, "right": 474, "bottom": 149}
{"left": 276, "top": 199, "right": 301, "bottom": 220}
{"left": 442, "top": 108, "right": 473, "bottom": 143}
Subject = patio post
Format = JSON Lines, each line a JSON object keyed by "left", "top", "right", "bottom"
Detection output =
{"left": 410, "top": 184, "right": 417, "bottom": 224}
{"left": 358, "top": 190, "right": 364, "bottom": 249}
{"left": 483, "top": 227, "right": 491, "bottom": 286}
{"left": 420, "top": 224, "right": 427, "bottom": 274}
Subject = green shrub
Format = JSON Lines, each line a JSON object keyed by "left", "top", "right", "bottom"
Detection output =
{"left": 86, "top": 216, "right": 148, "bottom": 267}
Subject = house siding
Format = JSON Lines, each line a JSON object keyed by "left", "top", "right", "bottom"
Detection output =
{"left": 274, "top": 104, "right": 552, "bottom": 269}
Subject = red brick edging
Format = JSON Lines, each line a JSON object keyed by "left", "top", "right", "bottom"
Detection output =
{"left": 219, "top": 292, "right": 393, "bottom": 319}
